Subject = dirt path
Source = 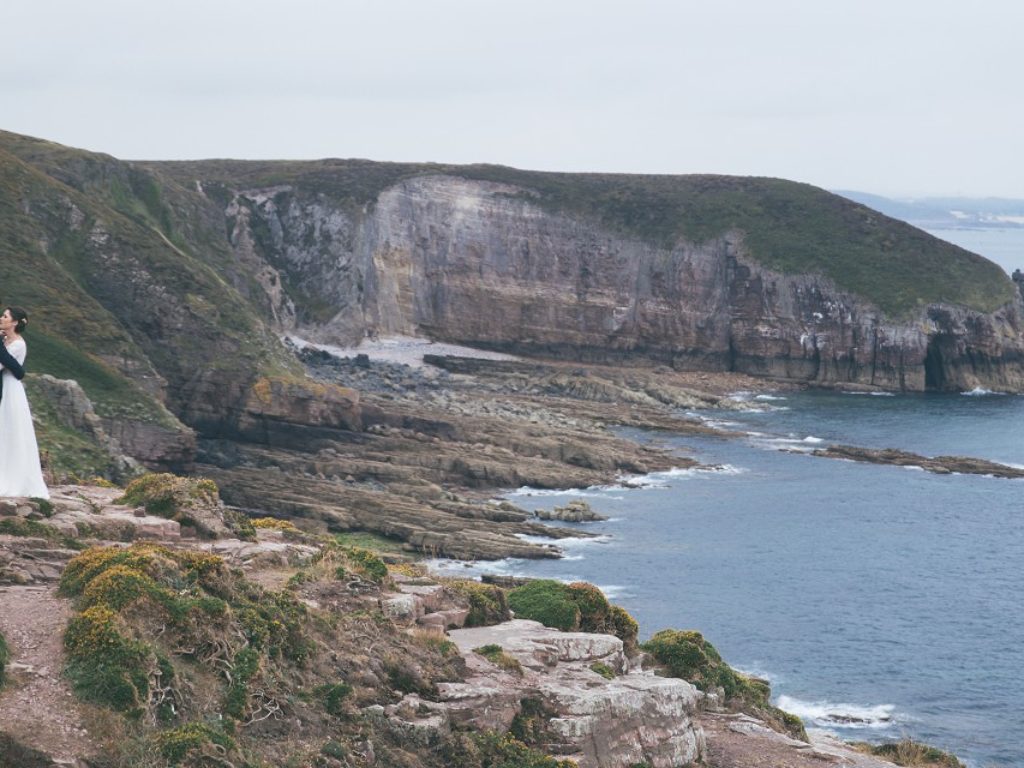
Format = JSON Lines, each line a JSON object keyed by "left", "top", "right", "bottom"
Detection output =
{"left": 0, "top": 585, "right": 99, "bottom": 764}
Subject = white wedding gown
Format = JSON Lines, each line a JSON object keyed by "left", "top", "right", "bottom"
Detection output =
{"left": 0, "top": 339, "right": 49, "bottom": 499}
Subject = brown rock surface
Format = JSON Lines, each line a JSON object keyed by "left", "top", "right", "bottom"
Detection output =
{"left": 812, "top": 444, "right": 1024, "bottom": 478}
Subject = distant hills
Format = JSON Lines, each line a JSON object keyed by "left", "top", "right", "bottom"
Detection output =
{"left": 835, "top": 191, "right": 1024, "bottom": 230}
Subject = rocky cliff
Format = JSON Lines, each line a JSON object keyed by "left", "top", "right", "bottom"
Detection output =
{"left": 3, "top": 127, "right": 1023, "bottom": 481}
{"left": 176, "top": 169, "right": 1024, "bottom": 393}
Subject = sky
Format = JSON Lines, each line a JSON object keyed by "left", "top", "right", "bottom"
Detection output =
{"left": 3, "top": 0, "right": 1023, "bottom": 198}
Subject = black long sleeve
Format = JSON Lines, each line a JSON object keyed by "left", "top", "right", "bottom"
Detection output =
{"left": 0, "top": 342, "right": 25, "bottom": 380}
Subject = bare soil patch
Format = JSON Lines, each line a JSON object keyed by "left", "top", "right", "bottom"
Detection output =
{"left": 0, "top": 585, "right": 100, "bottom": 764}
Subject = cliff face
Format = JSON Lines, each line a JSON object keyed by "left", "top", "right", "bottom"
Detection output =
{"left": 225, "top": 175, "right": 1024, "bottom": 392}
{"left": 5, "top": 126, "right": 1024, "bottom": 483}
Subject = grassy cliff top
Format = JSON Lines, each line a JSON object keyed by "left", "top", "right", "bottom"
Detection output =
{"left": 147, "top": 157, "right": 1014, "bottom": 317}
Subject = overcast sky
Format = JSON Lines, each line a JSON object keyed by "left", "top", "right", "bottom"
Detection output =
{"left": 3, "top": 0, "right": 1023, "bottom": 198}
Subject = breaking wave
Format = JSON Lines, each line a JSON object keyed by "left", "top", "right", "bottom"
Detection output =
{"left": 775, "top": 695, "right": 898, "bottom": 730}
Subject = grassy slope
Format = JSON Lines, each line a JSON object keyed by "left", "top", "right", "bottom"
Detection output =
{"left": 150, "top": 158, "right": 1014, "bottom": 318}
{"left": 0, "top": 132, "right": 313, "bottom": 479}
{"left": 0, "top": 133, "right": 299, "bottom": 409}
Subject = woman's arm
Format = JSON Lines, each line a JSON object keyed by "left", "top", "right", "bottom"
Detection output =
{"left": 0, "top": 342, "right": 25, "bottom": 379}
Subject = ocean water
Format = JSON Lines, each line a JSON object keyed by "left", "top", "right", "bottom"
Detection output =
{"left": 433, "top": 391, "right": 1024, "bottom": 766}
{"left": 429, "top": 227, "right": 1024, "bottom": 765}
{"left": 924, "top": 226, "right": 1023, "bottom": 276}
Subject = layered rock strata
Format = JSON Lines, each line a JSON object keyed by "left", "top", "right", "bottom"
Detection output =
{"left": 220, "top": 175, "right": 1024, "bottom": 392}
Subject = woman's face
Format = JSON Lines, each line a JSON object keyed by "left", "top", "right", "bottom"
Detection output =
{"left": 0, "top": 310, "right": 12, "bottom": 332}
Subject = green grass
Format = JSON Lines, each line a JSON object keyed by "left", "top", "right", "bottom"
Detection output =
{"left": 332, "top": 530, "right": 408, "bottom": 555}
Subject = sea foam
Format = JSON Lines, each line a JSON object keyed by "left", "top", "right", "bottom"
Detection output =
{"left": 775, "top": 695, "right": 897, "bottom": 730}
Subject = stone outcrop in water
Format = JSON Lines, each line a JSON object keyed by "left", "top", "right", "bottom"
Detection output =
{"left": 811, "top": 444, "right": 1024, "bottom": 478}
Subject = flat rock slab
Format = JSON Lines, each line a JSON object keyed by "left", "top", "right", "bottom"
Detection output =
{"left": 449, "top": 619, "right": 624, "bottom": 669}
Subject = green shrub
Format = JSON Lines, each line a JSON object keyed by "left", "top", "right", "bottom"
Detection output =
{"left": 81, "top": 564, "right": 160, "bottom": 611}
{"left": 251, "top": 516, "right": 298, "bottom": 531}
{"left": 345, "top": 546, "right": 387, "bottom": 582}
{"left": 472, "top": 732, "right": 576, "bottom": 768}
{"left": 590, "top": 661, "right": 615, "bottom": 680}
{"left": 31, "top": 497, "right": 54, "bottom": 517}
{"left": 223, "top": 508, "right": 256, "bottom": 541}
{"left": 64, "top": 605, "right": 154, "bottom": 717}
{"left": 864, "top": 738, "right": 965, "bottom": 768}
{"left": 0, "top": 517, "right": 81, "bottom": 549}
{"left": 321, "top": 740, "right": 348, "bottom": 759}
{"left": 449, "top": 580, "right": 510, "bottom": 626}
{"left": 567, "top": 582, "right": 610, "bottom": 630}
{"left": 155, "top": 722, "right": 235, "bottom": 765}
{"left": 507, "top": 580, "right": 580, "bottom": 631}
{"left": 224, "top": 647, "right": 260, "bottom": 719}
{"left": 116, "top": 473, "right": 219, "bottom": 521}
{"left": 643, "top": 629, "right": 806, "bottom": 741}
{"left": 609, "top": 605, "right": 640, "bottom": 656}
{"left": 315, "top": 682, "right": 353, "bottom": 716}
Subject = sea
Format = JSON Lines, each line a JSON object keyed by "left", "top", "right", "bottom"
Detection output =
{"left": 431, "top": 228, "right": 1024, "bottom": 766}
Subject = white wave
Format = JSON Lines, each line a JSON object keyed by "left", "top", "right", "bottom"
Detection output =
{"left": 775, "top": 695, "right": 896, "bottom": 729}
{"left": 505, "top": 486, "right": 624, "bottom": 499}
{"left": 961, "top": 386, "right": 1005, "bottom": 396}
{"left": 755, "top": 394, "right": 788, "bottom": 401}
{"left": 748, "top": 436, "right": 818, "bottom": 453}
{"left": 596, "top": 584, "right": 630, "bottom": 599}
{"left": 615, "top": 464, "right": 747, "bottom": 488}
{"left": 733, "top": 664, "right": 778, "bottom": 683}
{"left": 728, "top": 391, "right": 754, "bottom": 402}
{"left": 424, "top": 556, "right": 520, "bottom": 579}
{"left": 870, "top": 392, "right": 896, "bottom": 397}
{"left": 515, "top": 533, "right": 613, "bottom": 547}
{"left": 802, "top": 436, "right": 824, "bottom": 444}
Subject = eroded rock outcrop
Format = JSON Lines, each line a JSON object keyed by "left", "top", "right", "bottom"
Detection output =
{"left": 222, "top": 174, "right": 1024, "bottom": 392}
{"left": 441, "top": 620, "right": 706, "bottom": 768}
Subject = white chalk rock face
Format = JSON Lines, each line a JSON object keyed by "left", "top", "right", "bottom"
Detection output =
{"left": 445, "top": 620, "right": 705, "bottom": 768}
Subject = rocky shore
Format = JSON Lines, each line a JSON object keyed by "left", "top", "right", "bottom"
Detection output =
{"left": 0, "top": 482, "right": 962, "bottom": 768}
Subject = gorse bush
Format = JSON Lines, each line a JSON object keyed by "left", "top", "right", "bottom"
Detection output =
{"left": 864, "top": 739, "right": 965, "bottom": 768}
{"left": 155, "top": 722, "right": 235, "bottom": 765}
{"left": 448, "top": 580, "right": 511, "bottom": 627}
{"left": 116, "top": 474, "right": 223, "bottom": 537}
{"left": 344, "top": 546, "right": 388, "bottom": 582}
{"left": 507, "top": 580, "right": 580, "bottom": 631}
{"left": 64, "top": 605, "right": 154, "bottom": 717}
{"left": 506, "top": 579, "right": 640, "bottom": 651}
{"left": 643, "top": 629, "right": 806, "bottom": 741}
{"left": 59, "top": 543, "right": 313, "bottom": 728}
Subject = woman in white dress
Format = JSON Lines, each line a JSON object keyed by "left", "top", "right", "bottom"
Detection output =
{"left": 0, "top": 307, "right": 49, "bottom": 499}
